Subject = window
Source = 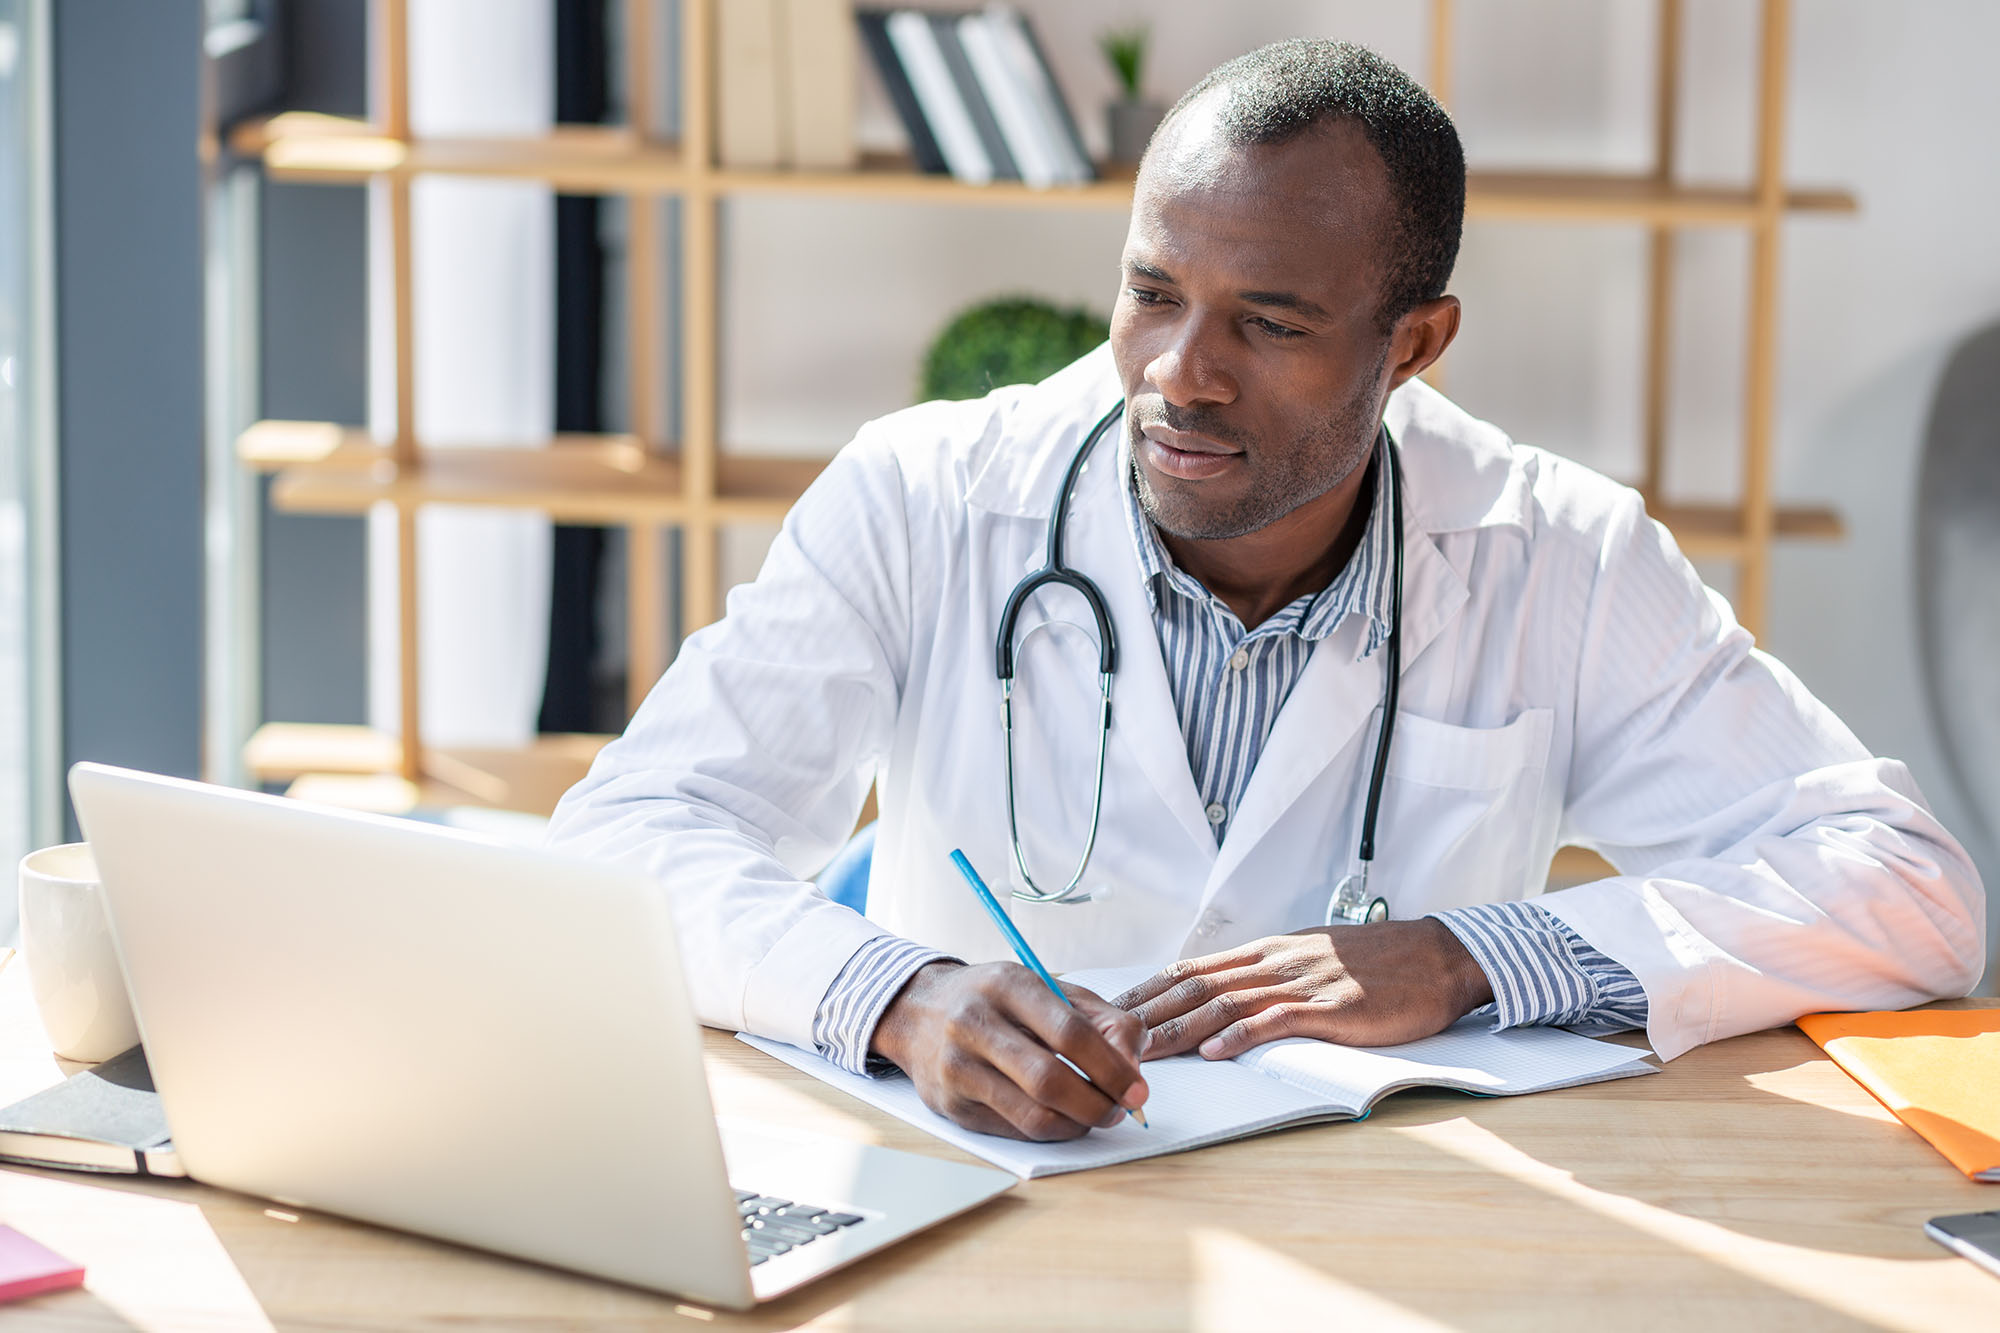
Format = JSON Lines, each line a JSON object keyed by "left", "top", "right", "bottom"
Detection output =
{"left": 0, "top": 0, "right": 50, "bottom": 940}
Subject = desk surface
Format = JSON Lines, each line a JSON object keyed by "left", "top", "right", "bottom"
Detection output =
{"left": 0, "top": 950, "right": 1996, "bottom": 1331}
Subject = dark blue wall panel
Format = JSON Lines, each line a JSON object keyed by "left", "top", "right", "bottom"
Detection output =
{"left": 54, "top": 2, "right": 206, "bottom": 825}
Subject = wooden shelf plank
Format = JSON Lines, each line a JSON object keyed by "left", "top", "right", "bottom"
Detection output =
{"left": 1466, "top": 171, "right": 1855, "bottom": 226}
{"left": 246, "top": 721, "right": 402, "bottom": 779}
{"left": 233, "top": 117, "right": 1856, "bottom": 225}
{"left": 249, "top": 723, "right": 611, "bottom": 817}
{"left": 710, "top": 153, "right": 1138, "bottom": 209}
{"left": 1651, "top": 500, "right": 1844, "bottom": 558}
{"left": 237, "top": 114, "right": 690, "bottom": 189}
{"left": 241, "top": 422, "right": 824, "bottom": 524}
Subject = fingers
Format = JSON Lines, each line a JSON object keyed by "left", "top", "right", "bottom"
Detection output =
{"left": 946, "top": 1058, "right": 1098, "bottom": 1142}
{"left": 1111, "top": 947, "right": 1252, "bottom": 1010}
{"left": 1001, "top": 980, "right": 1147, "bottom": 1112}
{"left": 1124, "top": 965, "right": 1269, "bottom": 1055}
{"left": 895, "top": 963, "right": 1148, "bottom": 1140}
{"left": 1137, "top": 980, "right": 1284, "bottom": 1058}
{"left": 1195, "top": 1002, "right": 1316, "bottom": 1060}
{"left": 980, "top": 1023, "right": 1125, "bottom": 1133}
{"left": 1056, "top": 980, "right": 1152, "bottom": 1072}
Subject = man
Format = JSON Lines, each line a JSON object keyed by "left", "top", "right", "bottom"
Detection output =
{"left": 549, "top": 42, "right": 1983, "bottom": 1142}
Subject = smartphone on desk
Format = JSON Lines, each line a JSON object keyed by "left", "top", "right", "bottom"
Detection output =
{"left": 1926, "top": 1210, "right": 2000, "bottom": 1279}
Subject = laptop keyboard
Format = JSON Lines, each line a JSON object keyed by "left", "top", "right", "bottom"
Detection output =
{"left": 736, "top": 1189, "right": 866, "bottom": 1266}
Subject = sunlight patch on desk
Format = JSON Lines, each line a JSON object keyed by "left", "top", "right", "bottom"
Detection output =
{"left": 1191, "top": 1227, "right": 1456, "bottom": 1332}
{"left": 1395, "top": 1119, "right": 1961, "bottom": 1333}
{"left": 0, "top": 1171, "right": 274, "bottom": 1331}
{"left": 1742, "top": 1065, "right": 1904, "bottom": 1122}
{"left": 707, "top": 1065, "right": 886, "bottom": 1144}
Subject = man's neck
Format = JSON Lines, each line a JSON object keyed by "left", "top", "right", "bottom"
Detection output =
{"left": 1156, "top": 451, "right": 1378, "bottom": 630}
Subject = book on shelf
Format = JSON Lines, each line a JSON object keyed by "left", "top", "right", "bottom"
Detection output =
{"left": 857, "top": 9, "right": 948, "bottom": 174}
{"left": 784, "top": 0, "right": 861, "bottom": 170}
{"left": 884, "top": 10, "right": 995, "bottom": 183}
{"left": 859, "top": 6, "right": 1094, "bottom": 186}
{"left": 719, "top": 0, "right": 861, "bottom": 171}
{"left": 716, "top": 0, "right": 786, "bottom": 168}
{"left": 927, "top": 13, "right": 1018, "bottom": 181}
{"left": 957, "top": 10, "right": 1061, "bottom": 187}
{"left": 979, "top": 5, "right": 1095, "bottom": 183}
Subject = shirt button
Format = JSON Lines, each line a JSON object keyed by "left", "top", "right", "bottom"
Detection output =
{"left": 1205, "top": 802, "right": 1227, "bottom": 825}
{"left": 1195, "top": 909, "right": 1226, "bottom": 939}
{"left": 1229, "top": 649, "right": 1250, "bottom": 671}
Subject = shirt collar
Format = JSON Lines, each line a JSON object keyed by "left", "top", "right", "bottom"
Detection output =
{"left": 1121, "top": 427, "right": 1397, "bottom": 659}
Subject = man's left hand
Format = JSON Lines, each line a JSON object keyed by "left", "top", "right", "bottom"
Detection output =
{"left": 1114, "top": 918, "right": 1496, "bottom": 1060}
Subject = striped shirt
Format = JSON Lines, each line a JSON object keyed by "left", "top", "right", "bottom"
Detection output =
{"left": 810, "top": 432, "right": 1648, "bottom": 1074}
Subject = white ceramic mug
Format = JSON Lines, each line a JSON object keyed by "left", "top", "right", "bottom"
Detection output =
{"left": 17, "top": 843, "right": 141, "bottom": 1063}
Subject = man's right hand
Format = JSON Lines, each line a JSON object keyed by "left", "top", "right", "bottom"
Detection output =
{"left": 870, "top": 960, "right": 1149, "bottom": 1141}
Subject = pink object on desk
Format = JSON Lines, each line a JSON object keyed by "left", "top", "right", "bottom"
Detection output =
{"left": 0, "top": 1225, "right": 85, "bottom": 1303}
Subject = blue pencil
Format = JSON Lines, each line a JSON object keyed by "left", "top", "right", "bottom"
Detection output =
{"left": 948, "top": 849, "right": 1148, "bottom": 1128}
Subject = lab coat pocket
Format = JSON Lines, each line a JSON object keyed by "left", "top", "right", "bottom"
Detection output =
{"left": 1373, "top": 707, "right": 1554, "bottom": 911}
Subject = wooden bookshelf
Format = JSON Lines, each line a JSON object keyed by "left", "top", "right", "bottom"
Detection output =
{"left": 235, "top": 114, "right": 1858, "bottom": 228}
{"left": 232, "top": 0, "right": 1848, "bottom": 820}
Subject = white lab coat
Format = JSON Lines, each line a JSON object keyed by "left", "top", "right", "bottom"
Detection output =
{"left": 547, "top": 346, "right": 1985, "bottom": 1062}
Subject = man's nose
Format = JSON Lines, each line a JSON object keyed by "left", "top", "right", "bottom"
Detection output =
{"left": 1146, "top": 313, "right": 1239, "bottom": 407}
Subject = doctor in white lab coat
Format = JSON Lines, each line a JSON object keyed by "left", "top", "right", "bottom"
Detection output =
{"left": 549, "top": 42, "right": 1983, "bottom": 1143}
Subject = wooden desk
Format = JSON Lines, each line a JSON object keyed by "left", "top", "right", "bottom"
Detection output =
{"left": 1, "top": 950, "right": 1996, "bottom": 1332}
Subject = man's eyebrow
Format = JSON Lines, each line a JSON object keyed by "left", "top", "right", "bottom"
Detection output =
{"left": 1124, "top": 259, "right": 1175, "bottom": 284}
{"left": 1237, "top": 289, "right": 1333, "bottom": 323}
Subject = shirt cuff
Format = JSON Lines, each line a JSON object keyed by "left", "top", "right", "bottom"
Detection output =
{"left": 1431, "top": 901, "right": 1650, "bottom": 1033}
{"left": 809, "top": 934, "right": 958, "bottom": 1076}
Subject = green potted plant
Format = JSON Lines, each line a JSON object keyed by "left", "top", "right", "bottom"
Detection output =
{"left": 1100, "top": 24, "right": 1163, "bottom": 165}
{"left": 920, "top": 297, "right": 1110, "bottom": 402}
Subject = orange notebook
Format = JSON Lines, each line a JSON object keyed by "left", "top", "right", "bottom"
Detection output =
{"left": 1797, "top": 1008, "right": 2000, "bottom": 1180}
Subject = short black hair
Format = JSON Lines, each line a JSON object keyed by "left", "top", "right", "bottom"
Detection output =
{"left": 1157, "top": 40, "right": 1465, "bottom": 332}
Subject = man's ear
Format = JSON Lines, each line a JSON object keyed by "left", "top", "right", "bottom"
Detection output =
{"left": 1384, "top": 295, "right": 1461, "bottom": 393}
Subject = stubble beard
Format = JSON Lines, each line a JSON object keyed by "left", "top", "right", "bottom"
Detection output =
{"left": 1130, "top": 356, "right": 1389, "bottom": 542}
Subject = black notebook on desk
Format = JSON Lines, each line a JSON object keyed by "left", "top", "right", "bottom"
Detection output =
{"left": 0, "top": 1045, "right": 184, "bottom": 1177}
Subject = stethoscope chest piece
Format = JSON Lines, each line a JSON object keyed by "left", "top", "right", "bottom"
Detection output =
{"left": 1325, "top": 870, "right": 1390, "bottom": 927}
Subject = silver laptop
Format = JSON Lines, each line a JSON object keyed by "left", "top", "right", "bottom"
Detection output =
{"left": 68, "top": 763, "right": 1012, "bottom": 1310}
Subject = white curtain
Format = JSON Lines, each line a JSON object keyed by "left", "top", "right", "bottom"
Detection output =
{"left": 368, "top": 0, "right": 554, "bottom": 749}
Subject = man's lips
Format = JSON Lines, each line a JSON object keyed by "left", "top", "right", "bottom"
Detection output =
{"left": 1142, "top": 424, "right": 1241, "bottom": 457}
{"left": 1138, "top": 425, "right": 1243, "bottom": 481}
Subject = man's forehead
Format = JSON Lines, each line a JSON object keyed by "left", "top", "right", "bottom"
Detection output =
{"left": 1136, "top": 102, "right": 1384, "bottom": 237}
{"left": 1127, "top": 104, "right": 1390, "bottom": 300}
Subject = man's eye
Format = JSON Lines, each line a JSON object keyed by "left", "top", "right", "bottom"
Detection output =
{"left": 1252, "top": 317, "right": 1304, "bottom": 340}
{"left": 1125, "top": 287, "right": 1166, "bottom": 305}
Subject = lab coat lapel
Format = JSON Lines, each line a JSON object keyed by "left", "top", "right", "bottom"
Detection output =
{"left": 1204, "top": 519, "right": 1469, "bottom": 896}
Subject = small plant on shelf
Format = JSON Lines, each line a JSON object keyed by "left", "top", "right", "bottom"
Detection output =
{"left": 1099, "top": 24, "right": 1164, "bottom": 164}
{"left": 920, "top": 297, "right": 1110, "bottom": 403}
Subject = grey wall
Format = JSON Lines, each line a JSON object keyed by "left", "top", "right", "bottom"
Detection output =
{"left": 258, "top": 0, "right": 368, "bottom": 728}
{"left": 53, "top": 2, "right": 205, "bottom": 829}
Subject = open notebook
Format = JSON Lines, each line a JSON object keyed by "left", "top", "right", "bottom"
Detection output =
{"left": 740, "top": 964, "right": 1657, "bottom": 1177}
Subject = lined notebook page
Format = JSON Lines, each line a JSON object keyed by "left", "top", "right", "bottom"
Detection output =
{"left": 737, "top": 1035, "right": 1344, "bottom": 1178}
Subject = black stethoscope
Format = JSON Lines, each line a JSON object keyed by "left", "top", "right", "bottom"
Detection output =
{"left": 994, "top": 399, "right": 1405, "bottom": 926}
